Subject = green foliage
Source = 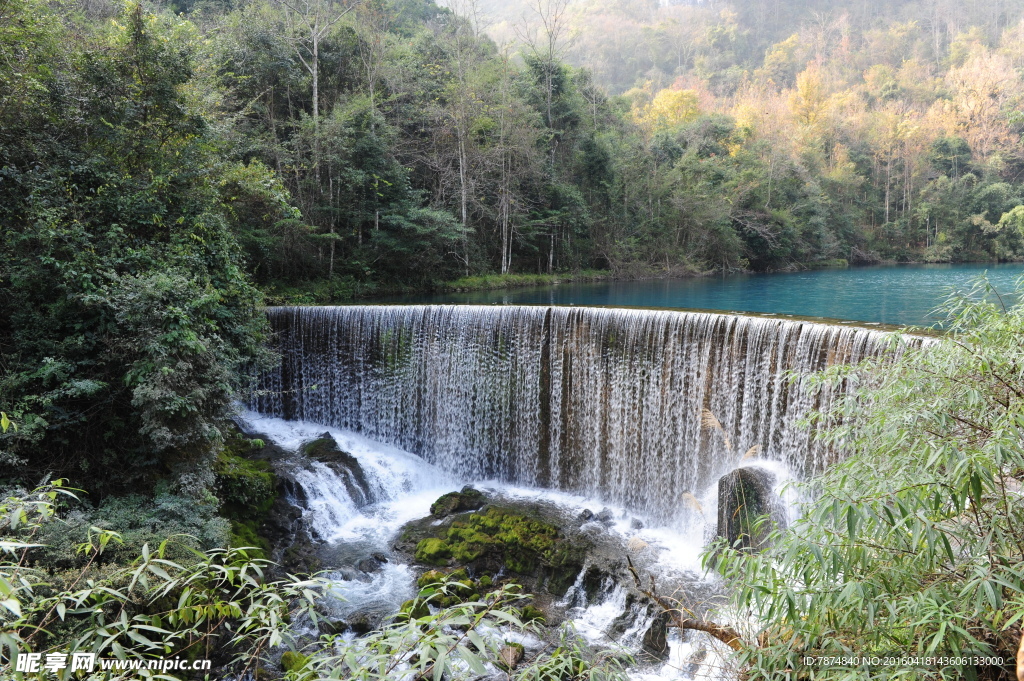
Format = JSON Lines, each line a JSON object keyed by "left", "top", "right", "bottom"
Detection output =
{"left": 280, "top": 650, "right": 310, "bottom": 672}
{"left": 212, "top": 433, "right": 278, "bottom": 557}
{"left": 711, "top": 281, "right": 1024, "bottom": 679}
{"left": 216, "top": 449, "right": 276, "bottom": 520}
{"left": 26, "top": 486, "right": 229, "bottom": 570}
{"left": 294, "top": 576, "right": 629, "bottom": 681}
{"left": 415, "top": 538, "right": 452, "bottom": 566}
{"left": 0, "top": 1, "right": 271, "bottom": 494}
{"left": 439, "top": 270, "right": 612, "bottom": 292}
{"left": 0, "top": 482, "right": 323, "bottom": 679}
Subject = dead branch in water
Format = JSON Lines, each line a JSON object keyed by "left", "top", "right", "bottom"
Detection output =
{"left": 626, "top": 556, "right": 746, "bottom": 652}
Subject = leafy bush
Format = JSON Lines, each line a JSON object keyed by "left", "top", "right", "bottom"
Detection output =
{"left": 713, "top": 281, "right": 1024, "bottom": 680}
{"left": 2, "top": 482, "right": 628, "bottom": 681}
{"left": 29, "top": 488, "right": 230, "bottom": 570}
{"left": 0, "top": 1, "right": 271, "bottom": 496}
{"left": 1, "top": 481, "right": 321, "bottom": 680}
{"left": 291, "top": 577, "right": 630, "bottom": 681}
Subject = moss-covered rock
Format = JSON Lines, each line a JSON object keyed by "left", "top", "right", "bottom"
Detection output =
{"left": 398, "top": 597, "right": 431, "bottom": 620}
{"left": 520, "top": 605, "right": 545, "bottom": 623}
{"left": 411, "top": 506, "right": 586, "bottom": 596}
{"left": 497, "top": 642, "right": 524, "bottom": 671}
{"left": 215, "top": 430, "right": 278, "bottom": 557}
{"left": 280, "top": 651, "right": 309, "bottom": 673}
{"left": 416, "top": 507, "right": 580, "bottom": 573}
{"left": 216, "top": 444, "right": 276, "bottom": 519}
{"left": 430, "top": 486, "right": 487, "bottom": 518}
{"left": 716, "top": 466, "right": 782, "bottom": 552}
{"left": 416, "top": 569, "right": 448, "bottom": 589}
{"left": 415, "top": 537, "right": 452, "bottom": 565}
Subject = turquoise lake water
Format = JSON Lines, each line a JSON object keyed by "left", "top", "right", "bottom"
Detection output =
{"left": 386, "top": 263, "right": 1024, "bottom": 326}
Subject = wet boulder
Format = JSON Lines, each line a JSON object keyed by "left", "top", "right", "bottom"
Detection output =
{"left": 641, "top": 611, "right": 671, "bottom": 658}
{"left": 717, "top": 466, "right": 784, "bottom": 551}
{"left": 301, "top": 433, "right": 374, "bottom": 507}
{"left": 402, "top": 496, "right": 591, "bottom": 597}
{"left": 430, "top": 486, "right": 487, "bottom": 518}
{"left": 497, "top": 644, "right": 524, "bottom": 670}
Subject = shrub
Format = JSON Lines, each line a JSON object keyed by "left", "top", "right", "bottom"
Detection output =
{"left": 300, "top": 577, "right": 630, "bottom": 681}
{"left": 1, "top": 481, "right": 322, "bottom": 679}
{"left": 712, "top": 281, "right": 1024, "bottom": 680}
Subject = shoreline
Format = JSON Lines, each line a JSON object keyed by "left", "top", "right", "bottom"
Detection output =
{"left": 261, "top": 258, "right": 1024, "bottom": 306}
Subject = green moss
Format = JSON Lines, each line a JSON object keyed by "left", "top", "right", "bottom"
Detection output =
{"left": 214, "top": 429, "right": 277, "bottom": 558}
{"left": 228, "top": 519, "right": 271, "bottom": 558}
{"left": 280, "top": 651, "right": 309, "bottom": 673}
{"left": 520, "top": 605, "right": 545, "bottom": 623}
{"left": 414, "top": 507, "right": 581, "bottom": 576}
{"left": 430, "top": 488, "right": 486, "bottom": 517}
{"left": 300, "top": 437, "right": 337, "bottom": 460}
{"left": 416, "top": 569, "right": 447, "bottom": 589}
{"left": 496, "top": 641, "right": 526, "bottom": 671}
{"left": 215, "top": 447, "right": 276, "bottom": 521}
{"left": 398, "top": 598, "right": 431, "bottom": 620}
{"left": 415, "top": 538, "right": 452, "bottom": 565}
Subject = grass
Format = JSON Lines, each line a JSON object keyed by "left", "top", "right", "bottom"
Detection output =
{"left": 259, "top": 264, "right": 703, "bottom": 305}
{"left": 437, "top": 269, "right": 627, "bottom": 292}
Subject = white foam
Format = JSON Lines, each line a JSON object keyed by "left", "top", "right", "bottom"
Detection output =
{"left": 629, "top": 632, "right": 737, "bottom": 680}
{"left": 239, "top": 411, "right": 787, "bottom": 681}
{"left": 239, "top": 410, "right": 459, "bottom": 543}
{"left": 321, "top": 562, "right": 418, "bottom": 619}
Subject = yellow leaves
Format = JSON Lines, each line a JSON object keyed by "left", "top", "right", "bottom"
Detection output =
{"left": 632, "top": 87, "right": 700, "bottom": 134}
{"left": 759, "top": 33, "right": 802, "bottom": 86}
{"left": 943, "top": 48, "right": 1020, "bottom": 162}
{"left": 627, "top": 537, "right": 648, "bottom": 553}
{"left": 700, "top": 408, "right": 731, "bottom": 452}
{"left": 789, "top": 63, "right": 826, "bottom": 127}
{"left": 862, "top": 64, "right": 897, "bottom": 100}
{"left": 825, "top": 143, "right": 860, "bottom": 186}
{"left": 681, "top": 492, "right": 704, "bottom": 515}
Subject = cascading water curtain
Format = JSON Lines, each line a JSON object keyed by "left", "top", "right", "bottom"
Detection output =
{"left": 252, "top": 305, "right": 920, "bottom": 523}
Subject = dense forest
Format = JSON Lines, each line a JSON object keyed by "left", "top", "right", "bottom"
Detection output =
{"left": 5, "top": 0, "right": 1024, "bottom": 679}
{"left": 6, "top": 0, "right": 1024, "bottom": 306}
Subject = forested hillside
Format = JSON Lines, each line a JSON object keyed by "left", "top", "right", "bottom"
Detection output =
{"left": 6, "top": 0, "right": 1024, "bottom": 314}
{"left": 5, "top": 0, "right": 1024, "bottom": 492}
{"left": 6, "top": 1, "right": 1024, "bottom": 679}
{"left": 526, "top": 0, "right": 1024, "bottom": 267}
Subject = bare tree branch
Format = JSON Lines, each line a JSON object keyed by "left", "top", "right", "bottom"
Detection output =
{"left": 626, "top": 556, "right": 747, "bottom": 652}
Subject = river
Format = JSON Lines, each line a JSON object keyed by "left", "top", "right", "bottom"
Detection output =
{"left": 385, "top": 262, "right": 1024, "bottom": 326}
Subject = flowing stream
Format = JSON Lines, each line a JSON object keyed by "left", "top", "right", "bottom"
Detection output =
{"left": 246, "top": 305, "right": 924, "bottom": 679}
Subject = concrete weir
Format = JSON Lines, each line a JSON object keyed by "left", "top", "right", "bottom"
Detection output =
{"left": 251, "top": 304, "right": 920, "bottom": 523}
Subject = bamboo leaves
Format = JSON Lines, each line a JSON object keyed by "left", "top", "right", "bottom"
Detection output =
{"left": 709, "top": 286, "right": 1024, "bottom": 679}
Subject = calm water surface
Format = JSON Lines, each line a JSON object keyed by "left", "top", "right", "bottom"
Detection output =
{"left": 386, "top": 263, "right": 1024, "bottom": 326}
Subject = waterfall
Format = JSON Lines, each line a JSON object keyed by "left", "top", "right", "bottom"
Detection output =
{"left": 251, "top": 305, "right": 918, "bottom": 523}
